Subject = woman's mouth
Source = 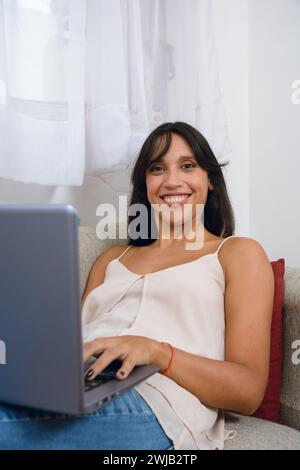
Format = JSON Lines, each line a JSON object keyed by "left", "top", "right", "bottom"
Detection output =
{"left": 160, "top": 194, "right": 192, "bottom": 207}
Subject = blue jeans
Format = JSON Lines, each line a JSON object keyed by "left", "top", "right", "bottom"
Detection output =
{"left": 0, "top": 389, "right": 174, "bottom": 450}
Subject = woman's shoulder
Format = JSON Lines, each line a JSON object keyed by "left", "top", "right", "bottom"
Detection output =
{"left": 221, "top": 236, "right": 267, "bottom": 254}
{"left": 220, "top": 236, "right": 271, "bottom": 277}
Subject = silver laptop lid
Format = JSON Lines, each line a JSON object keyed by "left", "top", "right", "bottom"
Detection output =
{"left": 0, "top": 204, "right": 84, "bottom": 414}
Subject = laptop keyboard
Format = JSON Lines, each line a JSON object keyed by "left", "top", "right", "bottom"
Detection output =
{"left": 84, "top": 374, "right": 112, "bottom": 392}
{"left": 84, "top": 358, "right": 123, "bottom": 392}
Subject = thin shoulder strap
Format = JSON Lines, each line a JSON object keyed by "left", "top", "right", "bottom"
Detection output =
{"left": 117, "top": 244, "right": 133, "bottom": 261}
{"left": 216, "top": 235, "right": 235, "bottom": 254}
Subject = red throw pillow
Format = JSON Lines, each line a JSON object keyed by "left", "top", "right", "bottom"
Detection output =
{"left": 252, "top": 258, "right": 285, "bottom": 423}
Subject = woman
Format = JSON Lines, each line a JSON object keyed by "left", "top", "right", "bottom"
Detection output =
{"left": 0, "top": 122, "right": 274, "bottom": 450}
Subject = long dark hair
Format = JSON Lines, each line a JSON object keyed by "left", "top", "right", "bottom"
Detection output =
{"left": 126, "top": 122, "right": 235, "bottom": 246}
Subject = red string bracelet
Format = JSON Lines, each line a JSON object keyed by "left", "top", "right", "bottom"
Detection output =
{"left": 159, "top": 342, "right": 174, "bottom": 375}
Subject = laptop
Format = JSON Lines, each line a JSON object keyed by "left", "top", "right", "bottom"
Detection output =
{"left": 0, "top": 204, "right": 160, "bottom": 415}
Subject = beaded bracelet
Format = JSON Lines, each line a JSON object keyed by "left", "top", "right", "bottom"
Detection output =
{"left": 159, "top": 342, "right": 174, "bottom": 375}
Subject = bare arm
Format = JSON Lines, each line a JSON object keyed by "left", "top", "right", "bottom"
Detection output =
{"left": 152, "top": 237, "right": 275, "bottom": 415}
{"left": 81, "top": 245, "right": 126, "bottom": 311}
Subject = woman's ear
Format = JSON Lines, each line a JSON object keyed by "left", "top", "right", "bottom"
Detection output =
{"left": 208, "top": 180, "right": 214, "bottom": 191}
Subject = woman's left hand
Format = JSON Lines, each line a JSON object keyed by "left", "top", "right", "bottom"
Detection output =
{"left": 83, "top": 335, "right": 159, "bottom": 380}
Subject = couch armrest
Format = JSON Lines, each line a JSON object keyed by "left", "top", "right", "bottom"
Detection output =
{"left": 280, "top": 267, "right": 300, "bottom": 431}
{"left": 78, "top": 225, "right": 126, "bottom": 298}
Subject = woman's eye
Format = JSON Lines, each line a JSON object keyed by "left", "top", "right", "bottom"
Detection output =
{"left": 182, "top": 163, "right": 196, "bottom": 169}
{"left": 149, "top": 166, "right": 163, "bottom": 172}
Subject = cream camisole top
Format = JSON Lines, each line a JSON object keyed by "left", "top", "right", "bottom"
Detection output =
{"left": 81, "top": 236, "right": 237, "bottom": 449}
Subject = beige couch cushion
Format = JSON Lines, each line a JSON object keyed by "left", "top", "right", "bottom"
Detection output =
{"left": 224, "top": 412, "right": 300, "bottom": 450}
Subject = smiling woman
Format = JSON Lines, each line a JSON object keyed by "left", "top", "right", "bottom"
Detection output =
{"left": 145, "top": 133, "right": 213, "bottom": 240}
{"left": 0, "top": 122, "right": 274, "bottom": 451}
{"left": 80, "top": 122, "right": 274, "bottom": 450}
{"left": 128, "top": 121, "right": 234, "bottom": 246}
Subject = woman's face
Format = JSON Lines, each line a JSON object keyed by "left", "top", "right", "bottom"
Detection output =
{"left": 145, "top": 133, "right": 213, "bottom": 218}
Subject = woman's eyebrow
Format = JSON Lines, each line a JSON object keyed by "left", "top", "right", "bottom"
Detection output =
{"left": 150, "top": 155, "right": 196, "bottom": 164}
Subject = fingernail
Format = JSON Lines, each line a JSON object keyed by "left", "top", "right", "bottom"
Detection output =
{"left": 85, "top": 369, "right": 94, "bottom": 380}
{"left": 118, "top": 371, "right": 125, "bottom": 377}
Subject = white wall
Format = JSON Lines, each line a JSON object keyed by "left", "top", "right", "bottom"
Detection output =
{"left": 249, "top": 0, "right": 300, "bottom": 267}
{"left": 0, "top": 170, "right": 131, "bottom": 228}
{"left": 213, "top": 0, "right": 249, "bottom": 236}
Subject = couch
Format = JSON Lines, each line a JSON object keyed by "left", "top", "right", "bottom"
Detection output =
{"left": 79, "top": 226, "right": 300, "bottom": 450}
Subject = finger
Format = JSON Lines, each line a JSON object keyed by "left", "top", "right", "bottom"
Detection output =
{"left": 83, "top": 339, "right": 106, "bottom": 363}
{"left": 86, "top": 347, "right": 126, "bottom": 380}
{"left": 115, "top": 354, "right": 136, "bottom": 380}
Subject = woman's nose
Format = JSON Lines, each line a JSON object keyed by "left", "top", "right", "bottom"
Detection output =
{"left": 163, "top": 169, "right": 182, "bottom": 185}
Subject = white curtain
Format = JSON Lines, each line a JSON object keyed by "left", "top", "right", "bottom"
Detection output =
{"left": 0, "top": 0, "right": 230, "bottom": 186}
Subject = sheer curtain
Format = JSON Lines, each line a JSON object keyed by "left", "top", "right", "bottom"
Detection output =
{"left": 0, "top": 0, "right": 86, "bottom": 185}
{"left": 0, "top": 0, "right": 230, "bottom": 186}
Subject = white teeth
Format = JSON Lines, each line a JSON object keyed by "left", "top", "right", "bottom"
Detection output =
{"left": 162, "top": 194, "right": 190, "bottom": 203}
